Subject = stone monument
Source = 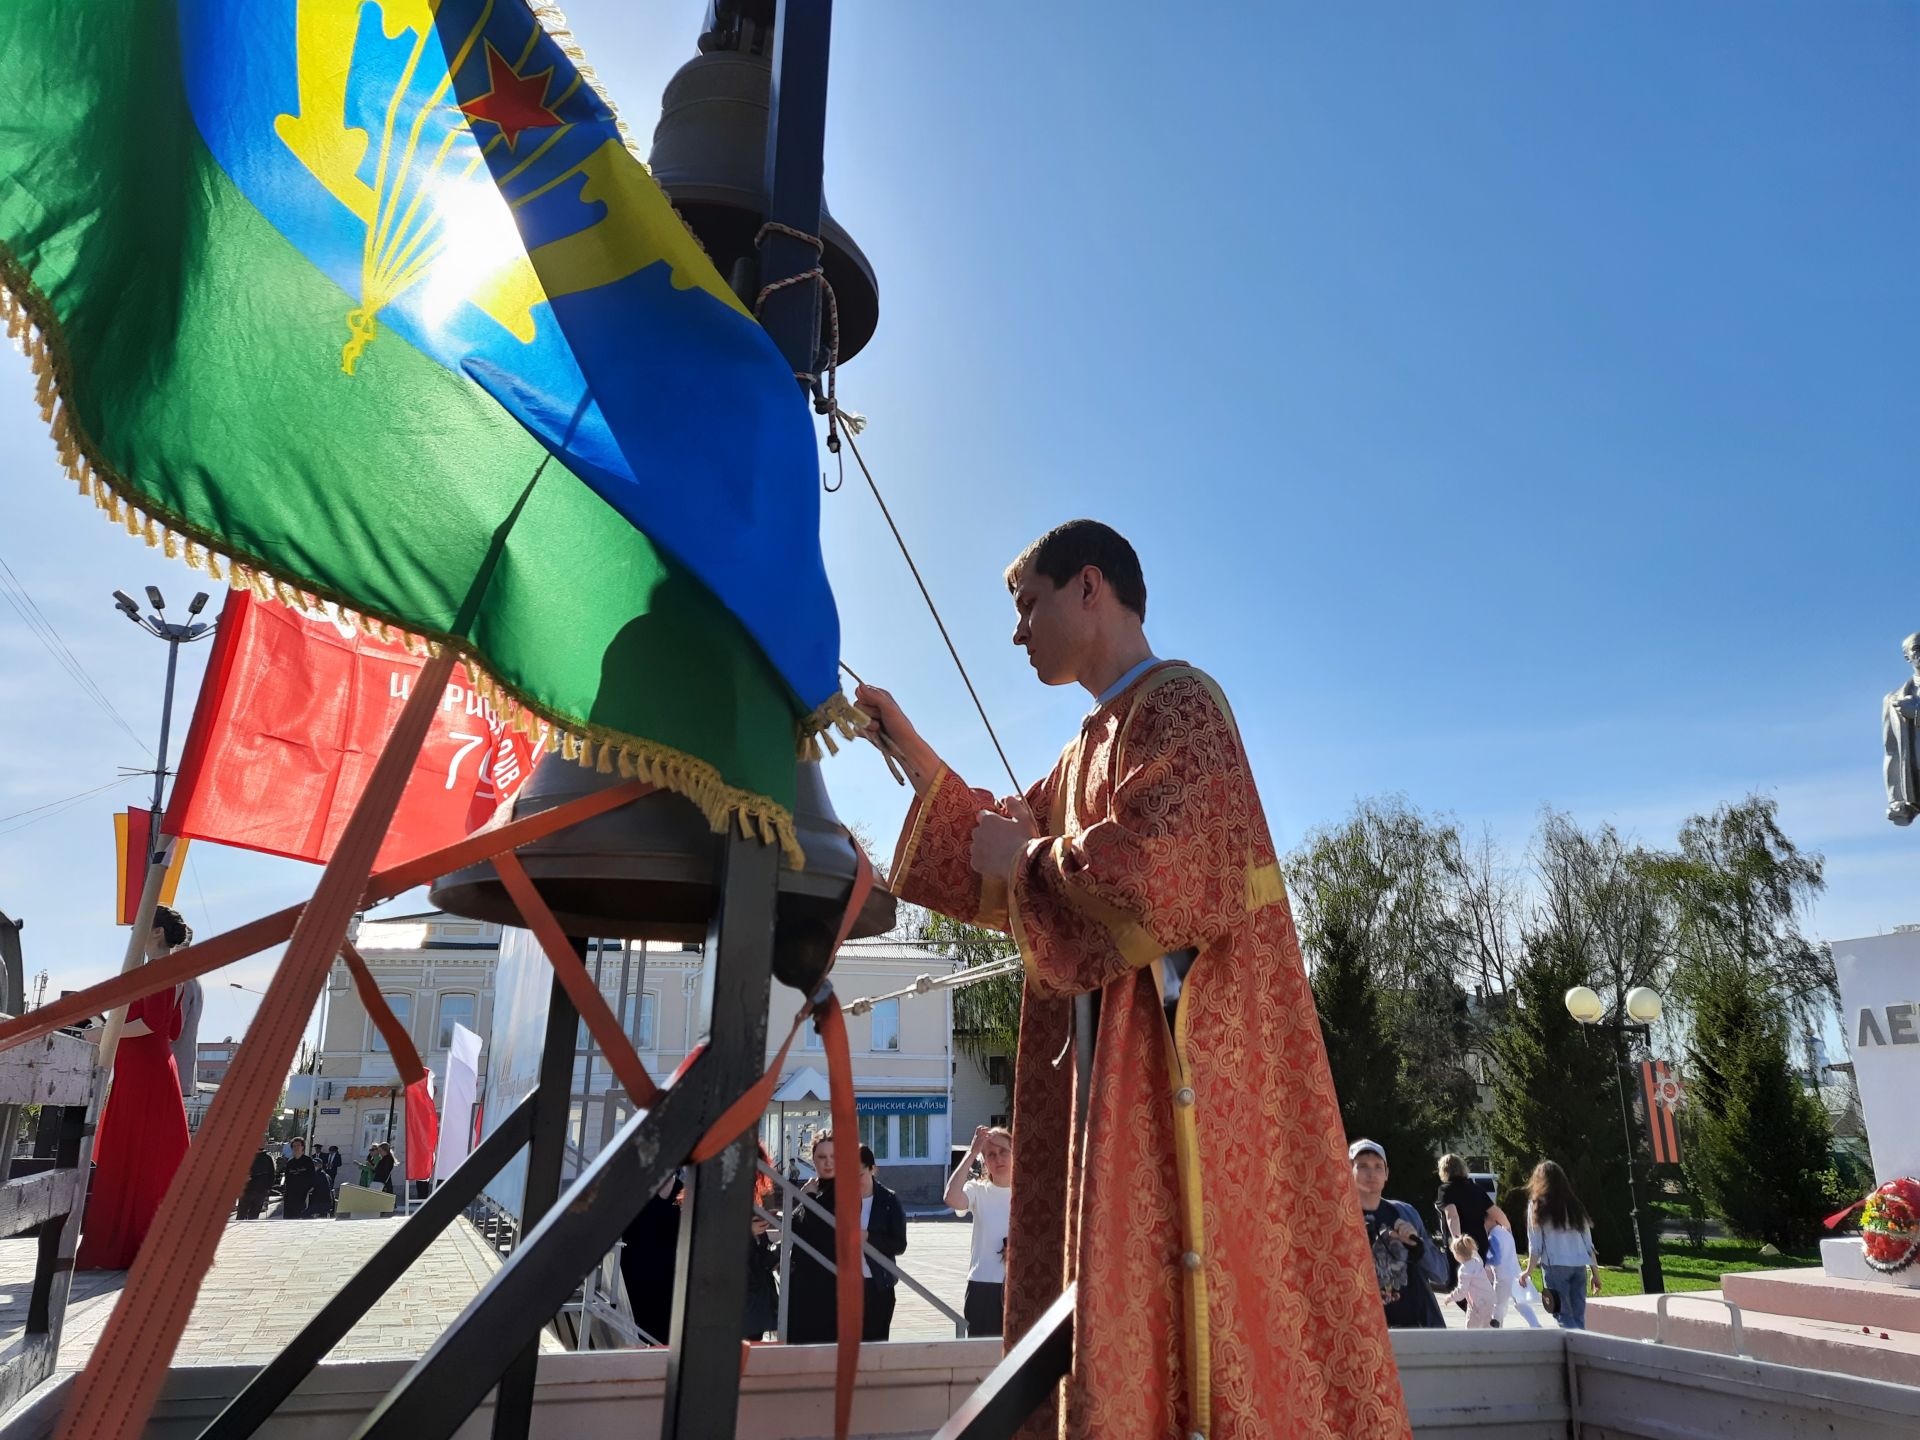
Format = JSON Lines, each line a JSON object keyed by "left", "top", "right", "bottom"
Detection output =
{"left": 1882, "top": 632, "right": 1920, "bottom": 824}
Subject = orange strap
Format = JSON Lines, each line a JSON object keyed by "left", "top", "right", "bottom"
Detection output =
{"left": 820, "top": 994, "right": 865, "bottom": 1440}
{"left": 57, "top": 648, "right": 459, "bottom": 1440}
{"left": 0, "top": 778, "right": 653, "bottom": 1060}
{"left": 493, "top": 851, "right": 661, "bottom": 1109}
{"left": 688, "top": 845, "right": 873, "bottom": 1166}
{"left": 340, "top": 941, "right": 427, "bottom": 1088}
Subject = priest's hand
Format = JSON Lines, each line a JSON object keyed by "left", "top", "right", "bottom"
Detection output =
{"left": 852, "top": 683, "right": 941, "bottom": 792}
{"left": 971, "top": 805, "right": 1037, "bottom": 880}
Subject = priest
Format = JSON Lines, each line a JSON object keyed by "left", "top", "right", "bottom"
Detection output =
{"left": 857, "top": 520, "right": 1410, "bottom": 1440}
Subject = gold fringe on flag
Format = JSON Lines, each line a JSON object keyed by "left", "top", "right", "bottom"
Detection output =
{"left": 1, "top": 249, "right": 806, "bottom": 868}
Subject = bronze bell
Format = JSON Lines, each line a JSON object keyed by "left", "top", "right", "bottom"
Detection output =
{"left": 647, "top": 5, "right": 879, "bottom": 364}
{"left": 429, "top": 757, "right": 896, "bottom": 994}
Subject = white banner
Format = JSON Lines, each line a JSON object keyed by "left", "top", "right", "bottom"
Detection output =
{"left": 435, "top": 1021, "right": 483, "bottom": 1180}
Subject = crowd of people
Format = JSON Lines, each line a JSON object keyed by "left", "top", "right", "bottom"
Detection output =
{"left": 234, "top": 1137, "right": 396, "bottom": 1220}
{"left": 1350, "top": 1139, "right": 1602, "bottom": 1331}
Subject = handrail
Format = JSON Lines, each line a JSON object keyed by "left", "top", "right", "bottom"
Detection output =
{"left": 758, "top": 1161, "right": 969, "bottom": 1335}
{"left": 1653, "top": 1291, "right": 1747, "bottom": 1357}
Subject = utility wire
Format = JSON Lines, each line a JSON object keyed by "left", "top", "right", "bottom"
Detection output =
{"left": 0, "top": 551, "right": 152, "bottom": 756}
{"left": 838, "top": 428, "right": 1023, "bottom": 796}
{"left": 0, "top": 775, "right": 137, "bottom": 837}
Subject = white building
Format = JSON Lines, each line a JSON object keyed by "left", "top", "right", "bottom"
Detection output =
{"left": 313, "top": 913, "right": 969, "bottom": 1203}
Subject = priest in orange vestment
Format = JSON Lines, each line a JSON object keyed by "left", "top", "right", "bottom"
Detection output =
{"left": 858, "top": 521, "right": 1410, "bottom": 1440}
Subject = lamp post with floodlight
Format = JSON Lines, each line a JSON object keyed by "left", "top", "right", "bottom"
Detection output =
{"left": 1565, "top": 982, "right": 1667, "bottom": 1293}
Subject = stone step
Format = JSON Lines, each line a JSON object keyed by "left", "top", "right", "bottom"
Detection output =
{"left": 1587, "top": 1286, "right": 1920, "bottom": 1388}
{"left": 1725, "top": 1266, "right": 1920, "bottom": 1333}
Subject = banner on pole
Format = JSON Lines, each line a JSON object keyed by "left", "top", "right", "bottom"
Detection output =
{"left": 165, "top": 592, "right": 540, "bottom": 869}
{"left": 435, "top": 1023, "right": 483, "bottom": 1181}
{"left": 1639, "top": 1059, "right": 1684, "bottom": 1165}
{"left": 112, "top": 808, "right": 189, "bottom": 926}
{"left": 405, "top": 1072, "right": 439, "bottom": 1184}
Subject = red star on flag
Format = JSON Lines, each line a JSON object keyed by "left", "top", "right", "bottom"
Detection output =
{"left": 458, "top": 42, "right": 563, "bottom": 152}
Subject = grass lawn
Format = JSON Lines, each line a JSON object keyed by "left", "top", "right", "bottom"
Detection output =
{"left": 1593, "top": 1237, "right": 1822, "bottom": 1297}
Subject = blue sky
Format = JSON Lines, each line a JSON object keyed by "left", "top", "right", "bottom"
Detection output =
{"left": 2, "top": 1, "right": 1916, "bottom": 1047}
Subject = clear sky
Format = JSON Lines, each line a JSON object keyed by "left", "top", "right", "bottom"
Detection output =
{"left": 1, "top": 1, "right": 1915, "bottom": 1048}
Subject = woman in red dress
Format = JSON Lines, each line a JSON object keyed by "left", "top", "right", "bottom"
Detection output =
{"left": 77, "top": 906, "right": 194, "bottom": 1271}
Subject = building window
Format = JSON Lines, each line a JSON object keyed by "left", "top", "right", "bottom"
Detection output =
{"left": 898, "top": 1113, "right": 931, "bottom": 1159}
{"left": 369, "top": 993, "right": 412, "bottom": 1052}
{"left": 869, "top": 999, "right": 900, "bottom": 1052}
{"left": 802, "top": 1019, "right": 823, "bottom": 1051}
{"left": 986, "top": 1055, "right": 1011, "bottom": 1086}
{"left": 857, "top": 1113, "right": 890, "bottom": 1161}
{"left": 624, "top": 992, "right": 658, "bottom": 1050}
{"left": 436, "top": 993, "right": 477, "bottom": 1050}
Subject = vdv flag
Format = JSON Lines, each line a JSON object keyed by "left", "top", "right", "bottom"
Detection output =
{"left": 183, "top": 0, "right": 839, "bottom": 720}
{"left": 0, "top": 1, "right": 852, "bottom": 854}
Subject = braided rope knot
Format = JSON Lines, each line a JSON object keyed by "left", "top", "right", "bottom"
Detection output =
{"left": 752, "top": 221, "right": 858, "bottom": 466}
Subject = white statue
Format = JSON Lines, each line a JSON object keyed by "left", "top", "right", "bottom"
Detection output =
{"left": 1884, "top": 632, "right": 1920, "bottom": 825}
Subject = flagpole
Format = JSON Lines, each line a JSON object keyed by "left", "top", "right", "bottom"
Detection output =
{"left": 98, "top": 587, "right": 215, "bottom": 1069}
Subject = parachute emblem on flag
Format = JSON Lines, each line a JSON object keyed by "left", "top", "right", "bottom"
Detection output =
{"left": 275, "top": 0, "right": 549, "bottom": 372}
{"left": 267, "top": 0, "right": 745, "bottom": 376}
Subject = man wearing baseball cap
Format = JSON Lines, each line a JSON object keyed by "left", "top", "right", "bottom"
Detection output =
{"left": 1350, "top": 1139, "right": 1445, "bottom": 1329}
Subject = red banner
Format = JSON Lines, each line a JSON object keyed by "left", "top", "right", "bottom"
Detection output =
{"left": 404, "top": 1074, "right": 438, "bottom": 1182}
{"left": 165, "top": 592, "right": 539, "bottom": 869}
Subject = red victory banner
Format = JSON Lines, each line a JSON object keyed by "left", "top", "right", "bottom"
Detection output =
{"left": 165, "top": 592, "right": 541, "bottom": 869}
{"left": 1640, "top": 1059, "right": 1684, "bottom": 1165}
{"left": 112, "top": 807, "right": 189, "bottom": 925}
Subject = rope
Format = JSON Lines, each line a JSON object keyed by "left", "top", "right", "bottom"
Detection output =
{"left": 837, "top": 426, "right": 1023, "bottom": 796}
{"left": 752, "top": 226, "right": 1019, "bottom": 798}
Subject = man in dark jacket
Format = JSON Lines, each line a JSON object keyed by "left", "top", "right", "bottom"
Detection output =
{"left": 238, "top": 1143, "right": 276, "bottom": 1220}
{"left": 856, "top": 1144, "right": 908, "bottom": 1341}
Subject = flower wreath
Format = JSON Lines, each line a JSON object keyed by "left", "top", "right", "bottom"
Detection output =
{"left": 1859, "top": 1178, "right": 1920, "bottom": 1275}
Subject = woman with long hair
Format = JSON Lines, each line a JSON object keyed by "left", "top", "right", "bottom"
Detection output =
{"left": 1521, "top": 1160, "right": 1602, "bottom": 1328}
{"left": 76, "top": 906, "right": 194, "bottom": 1269}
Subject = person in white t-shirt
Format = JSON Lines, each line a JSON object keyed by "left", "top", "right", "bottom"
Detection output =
{"left": 943, "top": 1124, "right": 1014, "bottom": 1337}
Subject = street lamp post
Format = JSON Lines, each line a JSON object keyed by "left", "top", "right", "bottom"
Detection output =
{"left": 96, "top": 587, "right": 215, "bottom": 1069}
{"left": 1565, "top": 983, "right": 1667, "bottom": 1294}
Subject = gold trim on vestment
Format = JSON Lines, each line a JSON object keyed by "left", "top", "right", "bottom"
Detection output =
{"left": 1245, "top": 859, "right": 1287, "bottom": 912}
{"left": 1154, "top": 955, "right": 1211, "bottom": 1436}
{"left": 889, "top": 763, "right": 948, "bottom": 896}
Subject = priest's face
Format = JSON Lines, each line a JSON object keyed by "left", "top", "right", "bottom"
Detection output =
{"left": 1010, "top": 561, "right": 1095, "bottom": 687}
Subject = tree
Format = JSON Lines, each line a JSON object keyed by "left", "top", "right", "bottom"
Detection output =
{"left": 919, "top": 909, "right": 1021, "bottom": 1112}
{"left": 1486, "top": 931, "right": 1639, "bottom": 1264}
{"left": 1680, "top": 962, "right": 1831, "bottom": 1246}
{"left": 1650, "top": 797, "right": 1835, "bottom": 1245}
{"left": 1289, "top": 797, "right": 1478, "bottom": 1168}
{"left": 1309, "top": 910, "right": 1414, "bottom": 1163}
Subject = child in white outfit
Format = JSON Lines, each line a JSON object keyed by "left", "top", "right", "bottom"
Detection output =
{"left": 1443, "top": 1235, "right": 1497, "bottom": 1328}
{"left": 1485, "top": 1204, "right": 1543, "bottom": 1328}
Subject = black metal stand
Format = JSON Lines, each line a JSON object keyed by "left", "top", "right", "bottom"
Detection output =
{"left": 198, "top": 1093, "right": 537, "bottom": 1440}
{"left": 352, "top": 1058, "right": 722, "bottom": 1439}
{"left": 661, "top": 835, "right": 778, "bottom": 1439}
{"left": 929, "top": 1287, "right": 1075, "bottom": 1440}
{"left": 491, "top": 961, "right": 585, "bottom": 1440}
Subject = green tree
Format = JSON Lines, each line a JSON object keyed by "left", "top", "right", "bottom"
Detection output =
{"left": 1680, "top": 963, "right": 1830, "bottom": 1246}
{"left": 1310, "top": 910, "right": 1416, "bottom": 1163}
{"left": 1649, "top": 797, "right": 1835, "bottom": 1245}
{"left": 1289, "top": 798, "right": 1479, "bottom": 1169}
{"left": 1486, "top": 931, "right": 1639, "bottom": 1264}
{"left": 919, "top": 909, "right": 1020, "bottom": 1112}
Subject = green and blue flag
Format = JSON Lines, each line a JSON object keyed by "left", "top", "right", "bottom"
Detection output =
{"left": 1, "top": 0, "right": 850, "bottom": 847}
